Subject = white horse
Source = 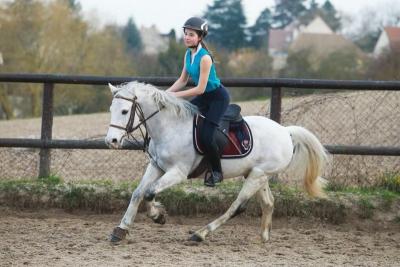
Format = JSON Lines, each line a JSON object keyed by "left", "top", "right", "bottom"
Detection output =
{"left": 105, "top": 81, "right": 328, "bottom": 243}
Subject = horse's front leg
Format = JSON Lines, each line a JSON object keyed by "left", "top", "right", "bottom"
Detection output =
{"left": 143, "top": 166, "right": 187, "bottom": 202}
{"left": 110, "top": 162, "right": 163, "bottom": 243}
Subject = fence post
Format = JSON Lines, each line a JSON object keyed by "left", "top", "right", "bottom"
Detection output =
{"left": 270, "top": 87, "right": 282, "bottom": 123}
{"left": 38, "top": 83, "right": 54, "bottom": 178}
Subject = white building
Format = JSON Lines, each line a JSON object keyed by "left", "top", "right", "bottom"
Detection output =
{"left": 140, "top": 25, "right": 170, "bottom": 55}
{"left": 373, "top": 27, "right": 400, "bottom": 56}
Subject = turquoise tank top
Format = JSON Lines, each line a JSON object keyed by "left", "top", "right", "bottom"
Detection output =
{"left": 185, "top": 47, "right": 221, "bottom": 92}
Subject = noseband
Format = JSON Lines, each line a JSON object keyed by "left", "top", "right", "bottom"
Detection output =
{"left": 109, "top": 95, "right": 160, "bottom": 151}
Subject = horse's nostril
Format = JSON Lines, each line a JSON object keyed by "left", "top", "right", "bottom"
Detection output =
{"left": 112, "top": 138, "right": 118, "bottom": 144}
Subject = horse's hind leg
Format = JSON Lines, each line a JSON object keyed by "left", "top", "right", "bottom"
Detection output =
{"left": 190, "top": 167, "right": 268, "bottom": 242}
{"left": 256, "top": 180, "right": 274, "bottom": 242}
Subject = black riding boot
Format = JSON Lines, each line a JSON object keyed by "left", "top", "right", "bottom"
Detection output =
{"left": 200, "top": 119, "right": 224, "bottom": 187}
{"left": 204, "top": 170, "right": 223, "bottom": 187}
{"left": 203, "top": 139, "right": 224, "bottom": 187}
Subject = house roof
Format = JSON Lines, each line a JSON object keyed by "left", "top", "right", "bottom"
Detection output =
{"left": 384, "top": 27, "right": 400, "bottom": 50}
{"left": 269, "top": 16, "right": 334, "bottom": 54}
{"left": 301, "top": 16, "right": 333, "bottom": 34}
{"left": 289, "top": 33, "right": 364, "bottom": 59}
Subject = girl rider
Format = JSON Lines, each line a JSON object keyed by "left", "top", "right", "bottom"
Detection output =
{"left": 167, "top": 17, "right": 230, "bottom": 187}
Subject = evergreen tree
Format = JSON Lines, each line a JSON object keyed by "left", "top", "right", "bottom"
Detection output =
{"left": 320, "top": 0, "right": 341, "bottom": 32}
{"left": 66, "top": 0, "right": 81, "bottom": 12}
{"left": 158, "top": 39, "right": 186, "bottom": 76}
{"left": 204, "top": 0, "right": 247, "bottom": 51}
{"left": 299, "top": 0, "right": 319, "bottom": 25}
{"left": 272, "top": 0, "right": 307, "bottom": 29}
{"left": 297, "top": 0, "right": 341, "bottom": 32}
{"left": 167, "top": 29, "right": 176, "bottom": 40}
{"left": 122, "top": 17, "right": 142, "bottom": 52}
{"left": 248, "top": 7, "right": 272, "bottom": 49}
{"left": 309, "top": 0, "right": 319, "bottom": 12}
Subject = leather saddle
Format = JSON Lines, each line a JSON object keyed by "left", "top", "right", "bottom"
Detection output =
{"left": 188, "top": 104, "right": 253, "bottom": 178}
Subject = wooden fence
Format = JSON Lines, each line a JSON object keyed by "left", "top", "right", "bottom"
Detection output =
{"left": 0, "top": 73, "right": 399, "bottom": 178}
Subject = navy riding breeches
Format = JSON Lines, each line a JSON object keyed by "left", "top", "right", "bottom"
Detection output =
{"left": 190, "top": 85, "right": 230, "bottom": 172}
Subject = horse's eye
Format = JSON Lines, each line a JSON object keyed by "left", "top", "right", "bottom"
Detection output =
{"left": 122, "top": 110, "right": 128, "bottom": 115}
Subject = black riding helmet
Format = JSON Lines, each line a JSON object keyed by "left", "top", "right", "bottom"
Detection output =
{"left": 183, "top": 17, "right": 208, "bottom": 37}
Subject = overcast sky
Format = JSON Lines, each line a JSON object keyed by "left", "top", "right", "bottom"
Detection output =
{"left": 79, "top": 0, "right": 396, "bottom": 35}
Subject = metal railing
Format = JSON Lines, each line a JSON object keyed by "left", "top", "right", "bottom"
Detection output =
{"left": 0, "top": 73, "right": 399, "bottom": 178}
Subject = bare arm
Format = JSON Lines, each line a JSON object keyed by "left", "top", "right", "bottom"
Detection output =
{"left": 166, "top": 54, "right": 189, "bottom": 92}
{"left": 172, "top": 55, "right": 212, "bottom": 98}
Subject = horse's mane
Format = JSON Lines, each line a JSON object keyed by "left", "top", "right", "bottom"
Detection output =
{"left": 120, "top": 81, "right": 198, "bottom": 118}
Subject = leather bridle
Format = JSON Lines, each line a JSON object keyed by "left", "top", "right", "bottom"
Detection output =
{"left": 109, "top": 95, "right": 160, "bottom": 151}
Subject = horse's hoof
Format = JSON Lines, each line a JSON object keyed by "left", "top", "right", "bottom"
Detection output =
{"left": 144, "top": 190, "right": 155, "bottom": 201}
{"left": 110, "top": 235, "right": 122, "bottom": 244}
{"left": 189, "top": 233, "right": 204, "bottom": 242}
{"left": 110, "top": 227, "right": 128, "bottom": 243}
{"left": 153, "top": 214, "right": 166, "bottom": 225}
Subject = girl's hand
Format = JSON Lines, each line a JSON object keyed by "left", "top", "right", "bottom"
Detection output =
{"left": 168, "top": 91, "right": 179, "bottom": 97}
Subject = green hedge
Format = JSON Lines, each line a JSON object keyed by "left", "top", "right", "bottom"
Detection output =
{"left": 0, "top": 177, "right": 399, "bottom": 224}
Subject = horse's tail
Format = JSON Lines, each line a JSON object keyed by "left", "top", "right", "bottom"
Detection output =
{"left": 286, "top": 126, "right": 329, "bottom": 198}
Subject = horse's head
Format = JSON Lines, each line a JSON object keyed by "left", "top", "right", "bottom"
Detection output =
{"left": 105, "top": 81, "right": 198, "bottom": 148}
{"left": 105, "top": 83, "right": 142, "bottom": 149}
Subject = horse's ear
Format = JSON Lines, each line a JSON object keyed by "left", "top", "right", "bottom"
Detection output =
{"left": 108, "top": 83, "right": 119, "bottom": 95}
